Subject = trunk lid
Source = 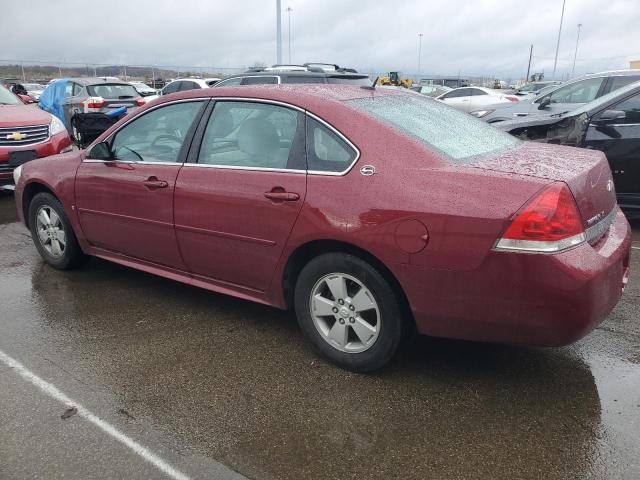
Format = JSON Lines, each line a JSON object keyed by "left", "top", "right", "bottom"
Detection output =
{"left": 470, "top": 142, "right": 617, "bottom": 229}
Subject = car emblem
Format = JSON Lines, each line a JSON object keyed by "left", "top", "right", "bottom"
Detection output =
{"left": 7, "top": 132, "right": 27, "bottom": 141}
{"left": 606, "top": 179, "right": 614, "bottom": 192}
{"left": 360, "top": 165, "right": 376, "bottom": 176}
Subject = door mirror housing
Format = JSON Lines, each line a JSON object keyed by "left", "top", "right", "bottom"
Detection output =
{"left": 537, "top": 97, "right": 551, "bottom": 110}
{"left": 87, "top": 141, "right": 113, "bottom": 160}
{"left": 592, "top": 109, "right": 626, "bottom": 125}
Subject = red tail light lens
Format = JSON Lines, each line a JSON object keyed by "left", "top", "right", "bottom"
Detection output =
{"left": 505, "top": 96, "right": 519, "bottom": 102}
{"left": 136, "top": 98, "right": 145, "bottom": 106}
{"left": 495, "top": 182, "right": 586, "bottom": 253}
{"left": 81, "top": 97, "right": 105, "bottom": 109}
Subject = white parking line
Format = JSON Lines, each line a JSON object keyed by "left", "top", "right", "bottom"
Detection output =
{"left": 0, "top": 349, "right": 191, "bottom": 480}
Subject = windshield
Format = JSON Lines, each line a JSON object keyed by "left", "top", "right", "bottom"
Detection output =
{"left": 569, "top": 80, "right": 640, "bottom": 117}
{"left": 88, "top": 83, "right": 139, "bottom": 99}
{"left": 0, "top": 85, "right": 21, "bottom": 105}
{"left": 349, "top": 93, "right": 519, "bottom": 162}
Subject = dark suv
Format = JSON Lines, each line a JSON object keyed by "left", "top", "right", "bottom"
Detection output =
{"left": 214, "top": 63, "right": 371, "bottom": 87}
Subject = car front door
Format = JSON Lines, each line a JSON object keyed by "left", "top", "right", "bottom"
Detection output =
{"left": 173, "top": 100, "right": 307, "bottom": 291}
{"left": 584, "top": 92, "right": 640, "bottom": 202}
{"left": 75, "top": 100, "right": 206, "bottom": 268}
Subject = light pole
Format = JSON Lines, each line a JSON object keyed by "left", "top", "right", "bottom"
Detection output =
{"left": 287, "top": 7, "right": 293, "bottom": 64}
{"left": 552, "top": 0, "right": 566, "bottom": 80}
{"left": 571, "top": 23, "right": 582, "bottom": 77}
{"left": 276, "top": 0, "right": 282, "bottom": 64}
{"left": 418, "top": 33, "right": 423, "bottom": 75}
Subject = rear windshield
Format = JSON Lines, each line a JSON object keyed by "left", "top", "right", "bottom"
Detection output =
{"left": 327, "top": 76, "right": 371, "bottom": 86}
{"left": 348, "top": 94, "right": 519, "bottom": 162}
{"left": 88, "top": 83, "right": 139, "bottom": 99}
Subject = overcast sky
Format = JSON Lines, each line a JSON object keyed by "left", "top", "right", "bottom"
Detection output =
{"left": 2, "top": 0, "right": 639, "bottom": 79}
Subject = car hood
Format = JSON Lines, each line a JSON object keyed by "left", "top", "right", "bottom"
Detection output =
{"left": 470, "top": 142, "right": 617, "bottom": 227}
{"left": 0, "top": 104, "right": 52, "bottom": 127}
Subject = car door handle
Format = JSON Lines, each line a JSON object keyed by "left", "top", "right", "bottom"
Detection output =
{"left": 143, "top": 177, "right": 168, "bottom": 189}
{"left": 264, "top": 191, "right": 300, "bottom": 201}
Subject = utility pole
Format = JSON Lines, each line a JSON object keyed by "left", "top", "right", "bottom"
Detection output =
{"left": 552, "top": 0, "right": 566, "bottom": 80}
{"left": 93, "top": 65, "right": 97, "bottom": 76}
{"left": 287, "top": 7, "right": 293, "bottom": 63}
{"left": 418, "top": 33, "right": 423, "bottom": 75}
{"left": 571, "top": 23, "right": 582, "bottom": 77}
{"left": 21, "top": 62, "right": 26, "bottom": 81}
{"left": 276, "top": 0, "right": 282, "bottom": 64}
{"left": 525, "top": 44, "right": 533, "bottom": 82}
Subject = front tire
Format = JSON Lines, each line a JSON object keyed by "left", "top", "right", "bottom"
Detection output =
{"left": 28, "top": 192, "right": 86, "bottom": 270}
{"left": 294, "top": 253, "right": 404, "bottom": 372}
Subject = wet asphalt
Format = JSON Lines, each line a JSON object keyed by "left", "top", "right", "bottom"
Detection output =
{"left": 0, "top": 191, "right": 638, "bottom": 480}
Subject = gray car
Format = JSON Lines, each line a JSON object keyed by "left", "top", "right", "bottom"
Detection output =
{"left": 61, "top": 78, "right": 143, "bottom": 138}
{"left": 474, "top": 70, "right": 640, "bottom": 123}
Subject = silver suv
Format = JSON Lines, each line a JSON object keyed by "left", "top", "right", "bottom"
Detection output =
{"left": 476, "top": 70, "right": 640, "bottom": 123}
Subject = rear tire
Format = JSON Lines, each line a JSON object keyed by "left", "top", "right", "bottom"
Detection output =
{"left": 294, "top": 253, "right": 404, "bottom": 372}
{"left": 28, "top": 192, "right": 86, "bottom": 270}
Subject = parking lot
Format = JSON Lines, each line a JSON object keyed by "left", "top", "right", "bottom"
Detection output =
{"left": 0, "top": 191, "right": 637, "bottom": 479}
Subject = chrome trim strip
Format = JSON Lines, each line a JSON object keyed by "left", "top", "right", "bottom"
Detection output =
{"left": 494, "top": 232, "right": 586, "bottom": 253}
{"left": 83, "top": 95, "right": 361, "bottom": 176}
{"left": 82, "top": 160, "right": 184, "bottom": 166}
{"left": 585, "top": 207, "right": 617, "bottom": 243}
{"left": 589, "top": 123, "right": 640, "bottom": 127}
{"left": 181, "top": 163, "right": 305, "bottom": 174}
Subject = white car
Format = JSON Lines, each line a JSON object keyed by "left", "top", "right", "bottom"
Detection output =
{"left": 436, "top": 86, "right": 519, "bottom": 113}
{"left": 145, "top": 77, "right": 219, "bottom": 102}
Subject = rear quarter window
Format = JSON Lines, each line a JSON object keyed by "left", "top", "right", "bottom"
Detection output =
{"left": 306, "top": 117, "right": 357, "bottom": 173}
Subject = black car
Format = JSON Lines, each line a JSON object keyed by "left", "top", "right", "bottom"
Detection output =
{"left": 496, "top": 80, "right": 640, "bottom": 218}
{"left": 213, "top": 63, "right": 371, "bottom": 87}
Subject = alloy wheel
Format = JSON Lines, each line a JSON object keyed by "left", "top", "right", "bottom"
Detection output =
{"left": 35, "top": 205, "right": 66, "bottom": 258}
{"left": 309, "top": 273, "right": 380, "bottom": 353}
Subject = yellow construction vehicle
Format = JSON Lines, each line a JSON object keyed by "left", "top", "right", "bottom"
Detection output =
{"left": 377, "top": 72, "right": 413, "bottom": 88}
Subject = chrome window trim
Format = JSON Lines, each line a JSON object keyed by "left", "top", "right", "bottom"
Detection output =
{"left": 83, "top": 97, "right": 209, "bottom": 163}
{"left": 83, "top": 160, "right": 184, "bottom": 166}
{"left": 589, "top": 123, "right": 640, "bottom": 127}
{"left": 83, "top": 95, "right": 361, "bottom": 176}
{"left": 188, "top": 97, "right": 361, "bottom": 176}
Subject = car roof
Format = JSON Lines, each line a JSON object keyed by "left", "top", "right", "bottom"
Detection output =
{"left": 220, "top": 70, "right": 369, "bottom": 80}
{"left": 68, "top": 77, "right": 133, "bottom": 86}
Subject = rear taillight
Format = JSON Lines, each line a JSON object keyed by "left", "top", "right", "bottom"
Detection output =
{"left": 495, "top": 182, "right": 585, "bottom": 253}
{"left": 81, "top": 96, "right": 105, "bottom": 110}
{"left": 505, "top": 96, "right": 519, "bottom": 102}
{"left": 136, "top": 98, "right": 145, "bottom": 106}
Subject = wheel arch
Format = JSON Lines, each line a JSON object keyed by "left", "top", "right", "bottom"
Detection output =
{"left": 282, "top": 239, "right": 414, "bottom": 325}
{"left": 21, "top": 182, "right": 57, "bottom": 229}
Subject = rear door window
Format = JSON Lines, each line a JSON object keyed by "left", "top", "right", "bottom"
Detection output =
{"left": 197, "top": 101, "right": 303, "bottom": 170}
{"left": 162, "top": 82, "right": 181, "bottom": 95}
{"left": 607, "top": 75, "right": 640, "bottom": 94}
{"left": 470, "top": 88, "right": 488, "bottom": 96}
{"left": 214, "top": 77, "right": 243, "bottom": 87}
{"left": 306, "top": 117, "right": 357, "bottom": 173}
{"left": 179, "top": 81, "right": 201, "bottom": 91}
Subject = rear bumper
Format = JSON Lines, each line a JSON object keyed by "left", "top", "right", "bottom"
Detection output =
{"left": 0, "top": 132, "right": 72, "bottom": 184}
{"left": 399, "top": 207, "right": 632, "bottom": 346}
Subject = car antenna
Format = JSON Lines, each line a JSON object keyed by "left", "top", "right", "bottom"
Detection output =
{"left": 361, "top": 77, "right": 378, "bottom": 91}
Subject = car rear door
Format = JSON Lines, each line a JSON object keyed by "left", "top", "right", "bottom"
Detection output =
{"left": 584, "top": 91, "right": 640, "bottom": 200}
{"left": 173, "top": 99, "right": 306, "bottom": 291}
{"left": 76, "top": 100, "right": 207, "bottom": 268}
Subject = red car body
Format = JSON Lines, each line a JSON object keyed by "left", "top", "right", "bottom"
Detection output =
{"left": 0, "top": 88, "right": 72, "bottom": 186}
{"left": 13, "top": 85, "right": 631, "bottom": 348}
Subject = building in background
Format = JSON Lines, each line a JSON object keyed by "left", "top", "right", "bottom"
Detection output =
{"left": 631, "top": 60, "right": 640, "bottom": 69}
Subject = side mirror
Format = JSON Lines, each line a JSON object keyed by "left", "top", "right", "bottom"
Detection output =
{"left": 537, "top": 97, "right": 551, "bottom": 110}
{"left": 86, "top": 141, "right": 113, "bottom": 160}
{"left": 592, "top": 109, "right": 626, "bottom": 125}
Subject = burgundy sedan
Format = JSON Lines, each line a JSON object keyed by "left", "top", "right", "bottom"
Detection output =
{"left": 13, "top": 85, "right": 631, "bottom": 372}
